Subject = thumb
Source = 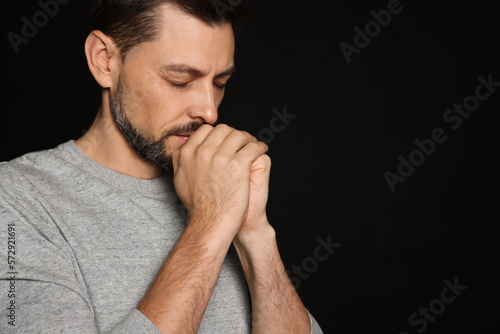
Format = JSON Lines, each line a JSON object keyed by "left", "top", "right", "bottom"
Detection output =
{"left": 251, "top": 154, "right": 271, "bottom": 176}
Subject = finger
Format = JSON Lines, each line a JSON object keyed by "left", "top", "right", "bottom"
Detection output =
{"left": 235, "top": 141, "right": 269, "bottom": 166}
{"left": 172, "top": 125, "right": 212, "bottom": 172}
{"left": 197, "top": 124, "right": 236, "bottom": 151}
{"left": 217, "top": 128, "right": 258, "bottom": 155}
{"left": 251, "top": 154, "right": 272, "bottom": 173}
{"left": 184, "top": 124, "right": 214, "bottom": 148}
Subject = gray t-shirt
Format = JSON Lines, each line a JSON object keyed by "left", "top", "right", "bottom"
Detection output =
{"left": 0, "top": 140, "right": 322, "bottom": 333}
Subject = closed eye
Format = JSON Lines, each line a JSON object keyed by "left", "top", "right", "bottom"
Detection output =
{"left": 167, "top": 80, "right": 189, "bottom": 88}
{"left": 168, "top": 81, "right": 226, "bottom": 90}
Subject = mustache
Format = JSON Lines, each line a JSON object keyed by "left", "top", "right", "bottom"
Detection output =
{"left": 160, "top": 121, "right": 205, "bottom": 140}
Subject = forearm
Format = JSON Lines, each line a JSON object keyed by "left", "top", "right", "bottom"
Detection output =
{"left": 137, "top": 215, "right": 233, "bottom": 333}
{"left": 234, "top": 223, "right": 311, "bottom": 334}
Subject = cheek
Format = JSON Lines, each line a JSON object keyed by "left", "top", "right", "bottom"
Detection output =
{"left": 124, "top": 75, "right": 186, "bottom": 135}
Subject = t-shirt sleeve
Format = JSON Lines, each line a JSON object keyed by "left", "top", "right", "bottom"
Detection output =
{"left": 0, "top": 164, "right": 160, "bottom": 333}
{"left": 307, "top": 309, "right": 324, "bottom": 334}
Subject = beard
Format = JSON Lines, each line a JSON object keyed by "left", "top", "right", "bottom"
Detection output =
{"left": 110, "top": 73, "right": 203, "bottom": 172}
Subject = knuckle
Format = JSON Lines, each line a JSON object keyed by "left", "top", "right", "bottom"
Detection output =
{"left": 234, "top": 130, "right": 254, "bottom": 142}
{"left": 245, "top": 141, "right": 257, "bottom": 149}
{"left": 216, "top": 123, "right": 232, "bottom": 131}
{"left": 199, "top": 124, "right": 214, "bottom": 132}
{"left": 201, "top": 124, "right": 214, "bottom": 129}
{"left": 231, "top": 131, "right": 246, "bottom": 140}
{"left": 213, "top": 151, "right": 230, "bottom": 164}
{"left": 241, "top": 130, "right": 255, "bottom": 141}
{"left": 196, "top": 146, "right": 213, "bottom": 162}
{"left": 251, "top": 141, "right": 264, "bottom": 150}
{"left": 227, "top": 157, "right": 242, "bottom": 171}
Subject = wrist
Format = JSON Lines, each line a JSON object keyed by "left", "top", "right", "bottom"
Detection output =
{"left": 234, "top": 216, "right": 275, "bottom": 248}
{"left": 233, "top": 221, "right": 277, "bottom": 273}
{"left": 184, "top": 214, "right": 236, "bottom": 256}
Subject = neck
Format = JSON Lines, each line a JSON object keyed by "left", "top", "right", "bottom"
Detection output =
{"left": 75, "top": 91, "right": 163, "bottom": 180}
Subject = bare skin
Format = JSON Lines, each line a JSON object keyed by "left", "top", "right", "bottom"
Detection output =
{"left": 77, "top": 3, "right": 311, "bottom": 333}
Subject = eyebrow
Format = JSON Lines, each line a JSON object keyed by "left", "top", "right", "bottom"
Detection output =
{"left": 160, "top": 63, "right": 236, "bottom": 78}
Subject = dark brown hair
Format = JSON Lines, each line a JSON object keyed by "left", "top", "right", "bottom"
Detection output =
{"left": 90, "top": 0, "right": 252, "bottom": 60}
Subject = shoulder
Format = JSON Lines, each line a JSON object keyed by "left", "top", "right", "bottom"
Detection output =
{"left": 0, "top": 141, "right": 77, "bottom": 202}
{"left": 0, "top": 143, "right": 79, "bottom": 255}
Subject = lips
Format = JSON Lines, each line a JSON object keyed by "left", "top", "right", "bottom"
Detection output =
{"left": 175, "top": 135, "right": 190, "bottom": 143}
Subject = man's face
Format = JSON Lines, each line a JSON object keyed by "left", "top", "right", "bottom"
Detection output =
{"left": 110, "top": 3, "right": 235, "bottom": 170}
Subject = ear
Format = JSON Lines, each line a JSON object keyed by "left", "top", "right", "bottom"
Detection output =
{"left": 85, "top": 30, "right": 120, "bottom": 89}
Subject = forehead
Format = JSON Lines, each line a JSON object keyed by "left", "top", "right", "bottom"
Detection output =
{"left": 128, "top": 3, "right": 235, "bottom": 71}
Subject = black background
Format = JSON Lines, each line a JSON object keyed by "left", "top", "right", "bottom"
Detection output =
{"left": 3, "top": 1, "right": 500, "bottom": 333}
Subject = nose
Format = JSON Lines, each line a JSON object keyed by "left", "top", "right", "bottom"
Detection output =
{"left": 187, "top": 83, "right": 219, "bottom": 125}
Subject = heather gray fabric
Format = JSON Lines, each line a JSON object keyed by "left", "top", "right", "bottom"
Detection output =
{"left": 0, "top": 140, "right": 322, "bottom": 333}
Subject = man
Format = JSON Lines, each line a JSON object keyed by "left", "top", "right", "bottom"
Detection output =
{"left": 0, "top": 0, "right": 323, "bottom": 333}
